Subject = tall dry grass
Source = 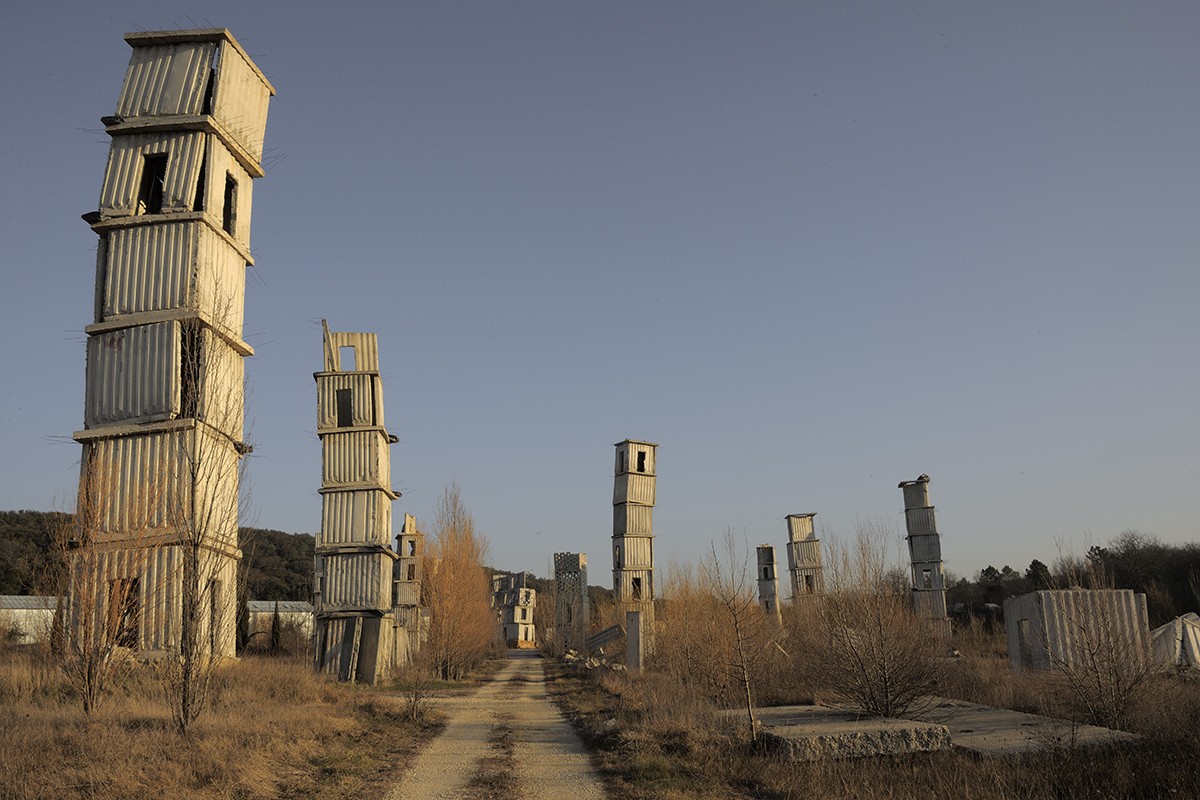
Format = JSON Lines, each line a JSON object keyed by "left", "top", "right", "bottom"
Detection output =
{"left": 0, "top": 646, "right": 438, "bottom": 799}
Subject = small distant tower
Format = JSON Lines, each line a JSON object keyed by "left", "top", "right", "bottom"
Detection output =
{"left": 313, "top": 321, "right": 400, "bottom": 683}
{"left": 613, "top": 439, "right": 657, "bottom": 650}
{"left": 394, "top": 513, "right": 423, "bottom": 665}
{"left": 785, "top": 514, "right": 823, "bottom": 598}
{"left": 492, "top": 572, "right": 537, "bottom": 648}
{"left": 756, "top": 545, "right": 783, "bottom": 624}
{"left": 554, "top": 552, "right": 589, "bottom": 652}
{"left": 899, "top": 474, "right": 950, "bottom": 633}
{"left": 70, "top": 29, "right": 273, "bottom": 660}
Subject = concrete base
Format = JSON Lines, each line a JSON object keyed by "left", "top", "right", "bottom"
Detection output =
{"left": 913, "top": 698, "right": 1140, "bottom": 756}
{"left": 735, "top": 706, "right": 952, "bottom": 761}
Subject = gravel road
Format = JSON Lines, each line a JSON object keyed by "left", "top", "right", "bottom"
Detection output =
{"left": 387, "top": 651, "right": 609, "bottom": 800}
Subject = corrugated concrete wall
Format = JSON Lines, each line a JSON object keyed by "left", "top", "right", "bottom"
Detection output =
{"left": 1004, "top": 589, "right": 1150, "bottom": 671}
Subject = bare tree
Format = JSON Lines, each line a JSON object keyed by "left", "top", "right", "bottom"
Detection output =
{"left": 53, "top": 457, "right": 162, "bottom": 714}
{"left": 421, "top": 484, "right": 496, "bottom": 680}
{"left": 797, "top": 521, "right": 945, "bottom": 718}
{"left": 703, "top": 531, "right": 774, "bottom": 742}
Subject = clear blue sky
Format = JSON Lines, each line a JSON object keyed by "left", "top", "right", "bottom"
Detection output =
{"left": 2, "top": 2, "right": 1197, "bottom": 582}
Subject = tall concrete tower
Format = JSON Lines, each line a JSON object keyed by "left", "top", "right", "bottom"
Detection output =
{"left": 785, "top": 514, "right": 823, "bottom": 599}
{"left": 313, "top": 322, "right": 400, "bottom": 683}
{"left": 612, "top": 439, "right": 657, "bottom": 649}
{"left": 554, "top": 552, "right": 589, "bottom": 652}
{"left": 394, "top": 513, "right": 423, "bottom": 666}
{"left": 71, "top": 29, "right": 272, "bottom": 659}
{"left": 899, "top": 474, "right": 950, "bottom": 633}
{"left": 756, "top": 544, "right": 783, "bottom": 624}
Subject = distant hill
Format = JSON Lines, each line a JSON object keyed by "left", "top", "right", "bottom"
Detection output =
{"left": 0, "top": 511, "right": 314, "bottom": 602}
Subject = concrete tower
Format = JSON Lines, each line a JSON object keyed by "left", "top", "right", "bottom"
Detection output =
{"left": 613, "top": 439, "right": 657, "bottom": 649}
{"left": 785, "top": 514, "right": 823, "bottom": 599}
{"left": 899, "top": 474, "right": 950, "bottom": 633}
{"left": 554, "top": 552, "right": 589, "bottom": 652}
{"left": 313, "top": 321, "right": 400, "bottom": 683}
{"left": 393, "top": 513, "right": 423, "bottom": 666}
{"left": 756, "top": 544, "right": 783, "bottom": 624}
{"left": 71, "top": 29, "right": 272, "bottom": 659}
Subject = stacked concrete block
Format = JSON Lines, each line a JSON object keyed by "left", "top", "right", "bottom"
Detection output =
{"left": 71, "top": 29, "right": 272, "bottom": 659}
{"left": 785, "top": 514, "right": 823, "bottom": 599}
{"left": 393, "top": 512, "right": 424, "bottom": 666}
{"left": 313, "top": 321, "right": 399, "bottom": 683}
{"left": 899, "top": 475, "right": 950, "bottom": 633}
{"left": 554, "top": 552, "right": 589, "bottom": 652}
{"left": 613, "top": 439, "right": 657, "bottom": 652}
{"left": 757, "top": 544, "right": 783, "bottom": 624}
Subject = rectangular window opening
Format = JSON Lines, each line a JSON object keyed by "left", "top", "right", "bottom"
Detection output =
{"left": 222, "top": 173, "right": 237, "bottom": 235}
{"left": 201, "top": 65, "right": 216, "bottom": 115}
{"left": 180, "top": 325, "right": 202, "bottom": 419}
{"left": 407, "top": 540, "right": 416, "bottom": 557}
{"left": 631, "top": 576, "right": 642, "bottom": 600}
{"left": 407, "top": 564, "right": 416, "bottom": 581}
{"left": 335, "top": 388, "right": 353, "bottom": 428}
{"left": 193, "top": 148, "right": 207, "bottom": 211}
{"left": 804, "top": 575, "right": 815, "bottom": 593}
{"left": 137, "top": 154, "right": 168, "bottom": 215}
{"left": 922, "top": 569, "right": 933, "bottom": 589}
{"left": 339, "top": 346, "right": 357, "bottom": 371}
{"left": 617, "top": 451, "right": 625, "bottom": 473}
{"left": 636, "top": 451, "right": 646, "bottom": 472}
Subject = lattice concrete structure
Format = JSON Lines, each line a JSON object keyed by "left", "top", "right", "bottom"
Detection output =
{"left": 493, "top": 572, "right": 537, "bottom": 648}
{"left": 393, "top": 512, "right": 424, "bottom": 666}
{"left": 554, "top": 552, "right": 589, "bottom": 651}
{"left": 1004, "top": 589, "right": 1150, "bottom": 671}
{"left": 313, "top": 321, "right": 400, "bottom": 683}
{"left": 613, "top": 439, "right": 657, "bottom": 650}
{"left": 756, "top": 544, "right": 783, "bottom": 624}
{"left": 899, "top": 474, "right": 950, "bottom": 632}
{"left": 70, "top": 29, "right": 272, "bottom": 659}
{"left": 785, "top": 514, "right": 823, "bottom": 599}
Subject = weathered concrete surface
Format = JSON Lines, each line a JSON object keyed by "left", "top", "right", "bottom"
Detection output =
{"left": 913, "top": 697, "right": 1141, "bottom": 755}
{"left": 388, "top": 650, "right": 608, "bottom": 800}
{"left": 740, "top": 706, "right": 952, "bottom": 761}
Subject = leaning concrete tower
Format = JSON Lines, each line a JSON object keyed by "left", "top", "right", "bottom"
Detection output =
{"left": 612, "top": 439, "right": 657, "bottom": 650}
{"left": 71, "top": 29, "right": 272, "bottom": 659}
{"left": 313, "top": 321, "right": 400, "bottom": 683}
{"left": 899, "top": 474, "right": 950, "bottom": 633}
{"left": 756, "top": 544, "right": 783, "bottom": 624}
{"left": 785, "top": 513, "right": 823, "bottom": 599}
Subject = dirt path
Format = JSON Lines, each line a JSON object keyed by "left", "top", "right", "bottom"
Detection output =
{"left": 386, "top": 651, "right": 608, "bottom": 800}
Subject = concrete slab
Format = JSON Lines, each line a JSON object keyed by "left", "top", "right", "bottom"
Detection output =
{"left": 913, "top": 697, "right": 1140, "bottom": 756}
{"left": 727, "top": 705, "right": 952, "bottom": 761}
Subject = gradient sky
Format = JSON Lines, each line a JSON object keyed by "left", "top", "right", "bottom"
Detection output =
{"left": 2, "top": 2, "right": 1197, "bottom": 583}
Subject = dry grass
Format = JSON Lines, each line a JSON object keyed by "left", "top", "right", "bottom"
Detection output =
{"left": 0, "top": 647, "right": 441, "bottom": 799}
{"left": 549, "top": 640, "right": 1200, "bottom": 800}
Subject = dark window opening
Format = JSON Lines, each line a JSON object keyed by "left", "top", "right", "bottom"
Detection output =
{"left": 222, "top": 173, "right": 237, "bottom": 235}
{"left": 407, "top": 564, "right": 416, "bottom": 581}
{"left": 617, "top": 451, "right": 625, "bottom": 473}
{"left": 922, "top": 569, "right": 933, "bottom": 589}
{"left": 137, "top": 154, "right": 168, "bottom": 215}
{"left": 339, "top": 346, "right": 356, "bottom": 371}
{"left": 636, "top": 451, "right": 646, "bottom": 472}
{"left": 180, "top": 325, "right": 202, "bottom": 419}
{"left": 565, "top": 606, "right": 572, "bottom": 624}
{"left": 614, "top": 544, "right": 621, "bottom": 567}
{"left": 201, "top": 67, "right": 216, "bottom": 115}
{"left": 336, "top": 388, "right": 353, "bottom": 428}
{"left": 763, "top": 567, "right": 771, "bottom": 580}
{"left": 804, "top": 575, "right": 815, "bottom": 593}
{"left": 407, "top": 540, "right": 416, "bottom": 557}
{"left": 193, "top": 149, "right": 207, "bottom": 211}
{"left": 631, "top": 576, "right": 643, "bottom": 600}
{"left": 109, "top": 578, "right": 140, "bottom": 648}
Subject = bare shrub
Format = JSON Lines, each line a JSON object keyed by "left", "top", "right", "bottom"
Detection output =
{"left": 794, "top": 521, "right": 946, "bottom": 717}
